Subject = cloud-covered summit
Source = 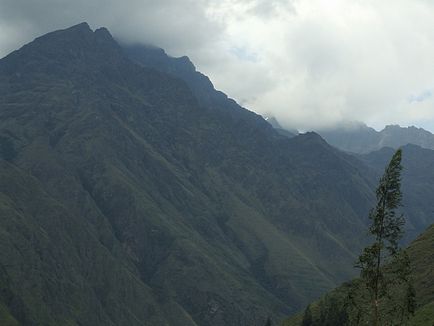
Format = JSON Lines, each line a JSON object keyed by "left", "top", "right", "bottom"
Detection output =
{"left": 1, "top": 0, "right": 433, "bottom": 131}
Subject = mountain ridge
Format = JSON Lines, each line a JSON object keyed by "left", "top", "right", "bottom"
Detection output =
{"left": 317, "top": 122, "right": 434, "bottom": 154}
{"left": 0, "top": 23, "right": 433, "bottom": 326}
{"left": 266, "top": 118, "right": 434, "bottom": 154}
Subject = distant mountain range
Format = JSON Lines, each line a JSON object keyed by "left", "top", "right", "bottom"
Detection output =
{"left": 266, "top": 119, "right": 434, "bottom": 154}
{"left": 267, "top": 118, "right": 434, "bottom": 242}
{"left": 0, "top": 23, "right": 433, "bottom": 326}
{"left": 317, "top": 122, "right": 434, "bottom": 154}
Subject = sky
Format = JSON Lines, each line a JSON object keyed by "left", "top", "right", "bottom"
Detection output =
{"left": 0, "top": 0, "right": 433, "bottom": 132}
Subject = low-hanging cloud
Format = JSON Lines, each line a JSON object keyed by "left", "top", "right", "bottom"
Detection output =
{"left": 1, "top": 0, "right": 433, "bottom": 132}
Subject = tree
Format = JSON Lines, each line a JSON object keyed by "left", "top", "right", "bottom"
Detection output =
{"left": 301, "top": 304, "right": 313, "bottom": 326}
{"left": 353, "top": 149, "right": 415, "bottom": 325}
{"left": 264, "top": 316, "right": 272, "bottom": 326}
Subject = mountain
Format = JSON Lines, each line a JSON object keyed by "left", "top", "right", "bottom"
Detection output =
{"left": 316, "top": 122, "right": 434, "bottom": 154}
{"left": 0, "top": 23, "right": 433, "bottom": 326}
{"left": 356, "top": 144, "right": 434, "bottom": 243}
{"left": 124, "top": 44, "right": 253, "bottom": 119}
{"left": 265, "top": 117, "right": 283, "bottom": 130}
{"left": 406, "top": 224, "right": 434, "bottom": 325}
{"left": 264, "top": 117, "right": 298, "bottom": 139}
{"left": 282, "top": 223, "right": 434, "bottom": 326}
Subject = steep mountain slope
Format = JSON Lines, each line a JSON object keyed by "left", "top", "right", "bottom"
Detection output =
{"left": 357, "top": 144, "right": 434, "bottom": 242}
{"left": 0, "top": 23, "right": 431, "bottom": 326}
{"left": 123, "top": 42, "right": 434, "bottom": 247}
{"left": 316, "top": 122, "right": 434, "bottom": 154}
{"left": 125, "top": 45, "right": 300, "bottom": 142}
{"left": 264, "top": 118, "right": 297, "bottom": 139}
{"left": 283, "top": 223, "right": 434, "bottom": 326}
{"left": 124, "top": 44, "right": 240, "bottom": 113}
{"left": 408, "top": 225, "right": 434, "bottom": 309}
{"left": 406, "top": 224, "right": 434, "bottom": 325}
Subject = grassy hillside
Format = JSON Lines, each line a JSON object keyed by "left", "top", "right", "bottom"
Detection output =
{"left": 283, "top": 224, "right": 434, "bottom": 325}
{"left": 407, "top": 224, "right": 434, "bottom": 308}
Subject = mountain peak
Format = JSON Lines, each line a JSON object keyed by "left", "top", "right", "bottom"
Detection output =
{"left": 383, "top": 124, "right": 401, "bottom": 131}
{"left": 124, "top": 44, "right": 196, "bottom": 74}
{"left": 65, "top": 21, "right": 92, "bottom": 32}
{"left": 0, "top": 23, "right": 122, "bottom": 76}
{"left": 35, "top": 21, "right": 94, "bottom": 43}
{"left": 265, "top": 117, "right": 282, "bottom": 129}
{"left": 94, "top": 26, "right": 114, "bottom": 40}
{"left": 317, "top": 122, "right": 434, "bottom": 153}
{"left": 296, "top": 131, "right": 329, "bottom": 146}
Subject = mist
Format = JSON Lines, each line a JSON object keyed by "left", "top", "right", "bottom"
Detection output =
{"left": 1, "top": 0, "right": 433, "bottom": 131}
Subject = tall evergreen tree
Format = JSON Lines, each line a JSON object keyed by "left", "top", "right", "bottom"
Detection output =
{"left": 354, "top": 149, "right": 415, "bottom": 325}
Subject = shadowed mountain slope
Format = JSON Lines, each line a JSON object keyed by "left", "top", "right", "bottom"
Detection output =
{"left": 122, "top": 42, "right": 434, "bottom": 248}
{"left": 283, "top": 223, "right": 434, "bottom": 326}
{"left": 0, "top": 23, "right": 432, "bottom": 326}
{"left": 357, "top": 144, "right": 434, "bottom": 242}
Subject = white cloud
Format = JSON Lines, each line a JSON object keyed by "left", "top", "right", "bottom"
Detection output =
{"left": 0, "top": 0, "right": 433, "bottom": 131}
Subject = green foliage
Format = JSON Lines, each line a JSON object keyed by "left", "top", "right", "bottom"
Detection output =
{"left": 301, "top": 305, "right": 312, "bottom": 326}
{"left": 283, "top": 151, "right": 434, "bottom": 326}
{"left": 283, "top": 221, "right": 434, "bottom": 325}
{"left": 318, "top": 295, "right": 349, "bottom": 326}
{"left": 409, "top": 301, "right": 434, "bottom": 326}
{"left": 285, "top": 229, "right": 434, "bottom": 326}
{"left": 358, "top": 144, "right": 434, "bottom": 244}
{"left": 0, "top": 302, "right": 20, "bottom": 326}
{"left": 407, "top": 224, "right": 434, "bottom": 306}
{"left": 283, "top": 284, "right": 352, "bottom": 326}
{"left": 353, "top": 149, "right": 415, "bottom": 325}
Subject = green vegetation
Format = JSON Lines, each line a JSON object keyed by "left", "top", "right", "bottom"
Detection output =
{"left": 352, "top": 149, "right": 415, "bottom": 325}
{"left": 283, "top": 150, "right": 433, "bottom": 326}
{"left": 0, "top": 22, "right": 375, "bottom": 326}
{"left": 283, "top": 224, "right": 434, "bottom": 325}
{"left": 0, "top": 303, "right": 19, "bottom": 326}
{"left": 358, "top": 144, "right": 434, "bottom": 243}
{"left": 0, "top": 23, "right": 433, "bottom": 326}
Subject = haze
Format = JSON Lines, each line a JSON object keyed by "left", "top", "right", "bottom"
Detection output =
{"left": 1, "top": 0, "right": 433, "bottom": 131}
